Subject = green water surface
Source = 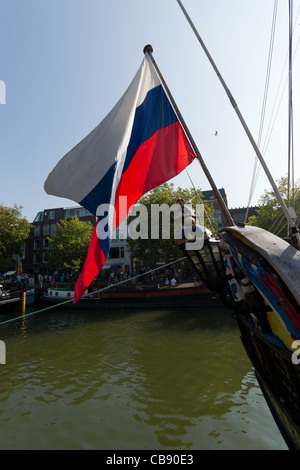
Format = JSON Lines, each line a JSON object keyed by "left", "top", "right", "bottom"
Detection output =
{"left": 0, "top": 306, "right": 287, "bottom": 450}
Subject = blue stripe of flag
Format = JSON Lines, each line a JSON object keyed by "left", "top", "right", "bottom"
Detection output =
{"left": 80, "top": 84, "right": 177, "bottom": 216}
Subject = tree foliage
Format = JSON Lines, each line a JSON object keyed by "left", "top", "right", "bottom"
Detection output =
{"left": 248, "top": 177, "right": 300, "bottom": 237}
{"left": 0, "top": 204, "right": 31, "bottom": 269}
{"left": 47, "top": 216, "right": 93, "bottom": 274}
{"left": 125, "top": 183, "right": 218, "bottom": 264}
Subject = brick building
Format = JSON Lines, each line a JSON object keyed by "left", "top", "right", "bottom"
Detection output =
{"left": 201, "top": 188, "right": 258, "bottom": 227}
{"left": 24, "top": 206, "right": 132, "bottom": 275}
{"left": 24, "top": 206, "right": 95, "bottom": 274}
{"left": 202, "top": 188, "right": 229, "bottom": 228}
{"left": 229, "top": 206, "right": 259, "bottom": 225}
{"left": 24, "top": 195, "right": 258, "bottom": 275}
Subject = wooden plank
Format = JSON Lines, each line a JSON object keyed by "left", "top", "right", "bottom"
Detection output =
{"left": 221, "top": 226, "right": 300, "bottom": 306}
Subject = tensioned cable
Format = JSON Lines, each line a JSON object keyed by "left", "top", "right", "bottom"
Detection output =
{"left": 245, "top": 0, "right": 278, "bottom": 222}
{"left": 287, "top": 0, "right": 294, "bottom": 209}
{"left": 255, "top": 26, "right": 300, "bottom": 233}
{"left": 269, "top": 181, "right": 300, "bottom": 235}
{"left": 247, "top": 2, "right": 300, "bottom": 219}
{"left": 184, "top": 167, "right": 218, "bottom": 236}
{"left": 0, "top": 257, "right": 187, "bottom": 326}
{"left": 261, "top": 15, "right": 300, "bottom": 158}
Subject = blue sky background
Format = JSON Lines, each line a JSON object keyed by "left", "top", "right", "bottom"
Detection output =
{"left": 1, "top": 0, "right": 299, "bottom": 222}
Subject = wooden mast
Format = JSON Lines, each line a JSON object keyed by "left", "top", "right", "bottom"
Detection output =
{"left": 143, "top": 45, "right": 235, "bottom": 227}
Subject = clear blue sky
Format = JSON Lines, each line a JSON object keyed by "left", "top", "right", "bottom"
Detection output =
{"left": 1, "top": 0, "right": 299, "bottom": 222}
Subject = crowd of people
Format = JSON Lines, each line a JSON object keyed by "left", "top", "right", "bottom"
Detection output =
{"left": 102, "top": 265, "right": 186, "bottom": 289}
{"left": 28, "top": 262, "right": 194, "bottom": 292}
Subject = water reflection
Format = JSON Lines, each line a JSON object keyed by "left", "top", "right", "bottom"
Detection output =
{"left": 0, "top": 307, "right": 287, "bottom": 449}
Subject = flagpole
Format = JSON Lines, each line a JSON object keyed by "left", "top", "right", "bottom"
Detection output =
{"left": 143, "top": 45, "right": 235, "bottom": 227}
{"left": 175, "top": 0, "right": 300, "bottom": 245}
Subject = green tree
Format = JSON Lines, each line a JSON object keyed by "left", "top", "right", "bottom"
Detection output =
{"left": 47, "top": 216, "right": 93, "bottom": 274}
{"left": 126, "top": 183, "right": 217, "bottom": 264}
{"left": 248, "top": 177, "right": 300, "bottom": 237}
{"left": 0, "top": 204, "right": 31, "bottom": 270}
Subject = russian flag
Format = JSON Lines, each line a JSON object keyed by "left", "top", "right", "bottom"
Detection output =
{"left": 44, "top": 54, "right": 196, "bottom": 302}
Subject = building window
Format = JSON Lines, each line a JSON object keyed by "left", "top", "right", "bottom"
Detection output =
{"left": 108, "top": 246, "right": 125, "bottom": 259}
{"left": 43, "top": 253, "right": 49, "bottom": 264}
{"left": 109, "top": 247, "right": 120, "bottom": 259}
{"left": 64, "top": 207, "right": 93, "bottom": 218}
{"left": 65, "top": 208, "right": 75, "bottom": 218}
{"left": 33, "top": 253, "right": 40, "bottom": 264}
{"left": 33, "top": 212, "right": 43, "bottom": 222}
{"left": 50, "top": 224, "right": 57, "bottom": 234}
{"left": 34, "top": 226, "right": 40, "bottom": 236}
{"left": 214, "top": 209, "right": 223, "bottom": 227}
{"left": 34, "top": 240, "right": 40, "bottom": 250}
{"left": 50, "top": 211, "right": 55, "bottom": 219}
{"left": 43, "top": 239, "right": 49, "bottom": 249}
{"left": 43, "top": 225, "right": 49, "bottom": 236}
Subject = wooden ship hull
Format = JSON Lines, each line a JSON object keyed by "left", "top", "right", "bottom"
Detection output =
{"left": 180, "top": 225, "right": 300, "bottom": 449}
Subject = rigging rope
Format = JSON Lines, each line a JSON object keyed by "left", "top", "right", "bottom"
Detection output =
{"left": 245, "top": 0, "right": 278, "bottom": 222}
{"left": 246, "top": 1, "right": 300, "bottom": 222}
{"left": 288, "top": 0, "right": 294, "bottom": 210}
{"left": 268, "top": 182, "right": 300, "bottom": 236}
{"left": 261, "top": 3, "right": 300, "bottom": 158}
{"left": 0, "top": 256, "right": 187, "bottom": 327}
{"left": 184, "top": 167, "right": 218, "bottom": 237}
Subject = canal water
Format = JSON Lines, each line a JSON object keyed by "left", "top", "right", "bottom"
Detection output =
{"left": 0, "top": 305, "right": 287, "bottom": 450}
